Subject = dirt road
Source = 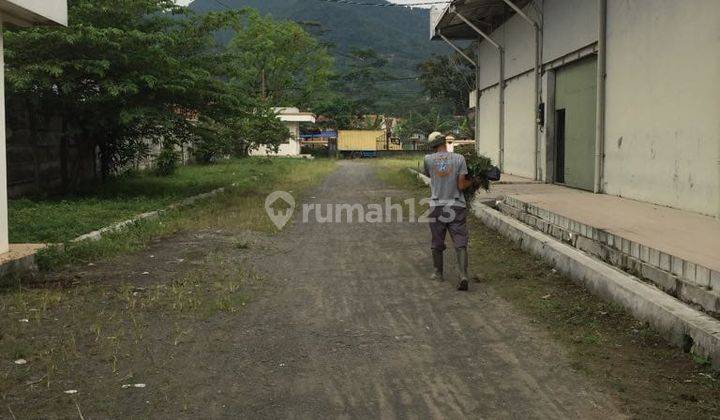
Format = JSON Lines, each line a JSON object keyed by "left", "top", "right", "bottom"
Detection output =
{"left": 7, "top": 161, "right": 629, "bottom": 418}
{"left": 210, "top": 161, "right": 624, "bottom": 418}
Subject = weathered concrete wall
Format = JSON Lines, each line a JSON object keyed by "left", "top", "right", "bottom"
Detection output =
{"left": 542, "top": 0, "right": 598, "bottom": 63}
{"left": 477, "top": 5, "right": 537, "bottom": 90}
{"left": 477, "top": 86, "right": 500, "bottom": 164}
{"left": 604, "top": 0, "right": 720, "bottom": 216}
{"left": 503, "top": 73, "right": 535, "bottom": 178}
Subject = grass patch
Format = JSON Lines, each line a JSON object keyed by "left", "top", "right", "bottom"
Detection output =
{"left": 0, "top": 251, "right": 260, "bottom": 418}
{"left": 32, "top": 158, "right": 336, "bottom": 271}
{"left": 10, "top": 157, "right": 326, "bottom": 244}
{"left": 382, "top": 160, "right": 720, "bottom": 418}
{"left": 374, "top": 157, "right": 426, "bottom": 191}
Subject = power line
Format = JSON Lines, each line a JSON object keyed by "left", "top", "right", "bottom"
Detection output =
{"left": 315, "top": 0, "right": 451, "bottom": 8}
{"left": 211, "top": 0, "right": 233, "bottom": 10}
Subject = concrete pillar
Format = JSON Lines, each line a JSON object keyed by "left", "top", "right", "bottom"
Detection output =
{"left": 0, "top": 18, "right": 9, "bottom": 254}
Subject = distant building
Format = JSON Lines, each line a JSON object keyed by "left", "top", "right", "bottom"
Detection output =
{"left": 431, "top": 0, "right": 720, "bottom": 217}
{"left": 250, "top": 107, "right": 316, "bottom": 157}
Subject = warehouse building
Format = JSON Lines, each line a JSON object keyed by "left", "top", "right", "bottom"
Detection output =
{"left": 431, "top": 0, "right": 720, "bottom": 217}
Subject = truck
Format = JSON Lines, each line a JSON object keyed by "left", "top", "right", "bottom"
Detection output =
{"left": 337, "top": 130, "right": 386, "bottom": 158}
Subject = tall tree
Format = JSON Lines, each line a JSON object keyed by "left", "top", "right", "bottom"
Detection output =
{"left": 4, "top": 0, "right": 244, "bottom": 178}
{"left": 226, "top": 10, "right": 333, "bottom": 107}
{"left": 417, "top": 49, "right": 476, "bottom": 115}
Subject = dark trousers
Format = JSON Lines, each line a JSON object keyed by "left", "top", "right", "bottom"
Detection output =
{"left": 429, "top": 206, "right": 468, "bottom": 251}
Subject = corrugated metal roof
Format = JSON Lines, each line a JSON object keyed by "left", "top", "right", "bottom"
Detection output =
{"left": 431, "top": 0, "right": 533, "bottom": 40}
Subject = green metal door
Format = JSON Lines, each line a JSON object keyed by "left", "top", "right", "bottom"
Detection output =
{"left": 554, "top": 56, "right": 597, "bottom": 190}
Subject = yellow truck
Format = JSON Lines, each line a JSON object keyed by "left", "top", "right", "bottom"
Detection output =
{"left": 337, "top": 130, "right": 386, "bottom": 158}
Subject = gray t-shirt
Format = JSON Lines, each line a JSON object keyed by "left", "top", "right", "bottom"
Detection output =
{"left": 423, "top": 152, "right": 468, "bottom": 208}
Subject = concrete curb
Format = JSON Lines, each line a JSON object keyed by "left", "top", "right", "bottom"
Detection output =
{"left": 476, "top": 203, "right": 720, "bottom": 368}
{"left": 71, "top": 183, "right": 238, "bottom": 243}
{"left": 1, "top": 183, "right": 240, "bottom": 279}
{"left": 408, "top": 168, "right": 430, "bottom": 186}
{"left": 408, "top": 168, "right": 720, "bottom": 367}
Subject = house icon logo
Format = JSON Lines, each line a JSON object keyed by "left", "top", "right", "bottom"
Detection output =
{"left": 265, "top": 191, "right": 295, "bottom": 230}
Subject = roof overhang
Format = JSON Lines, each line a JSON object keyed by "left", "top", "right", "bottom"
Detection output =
{"left": 0, "top": 0, "right": 68, "bottom": 27}
{"left": 278, "top": 113, "right": 316, "bottom": 123}
{"left": 430, "top": 0, "right": 532, "bottom": 40}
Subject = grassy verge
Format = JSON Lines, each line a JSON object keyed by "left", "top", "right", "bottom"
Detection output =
{"left": 32, "top": 158, "right": 336, "bottom": 271}
{"left": 380, "top": 163, "right": 720, "bottom": 418}
{"left": 1, "top": 158, "right": 336, "bottom": 417}
{"left": 10, "top": 157, "right": 322, "bottom": 244}
{"left": 374, "top": 157, "right": 425, "bottom": 189}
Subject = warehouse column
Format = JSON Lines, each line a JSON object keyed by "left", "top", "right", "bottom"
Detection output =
{"left": 451, "top": 7, "right": 505, "bottom": 171}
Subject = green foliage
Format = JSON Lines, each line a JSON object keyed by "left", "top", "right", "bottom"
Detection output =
{"left": 4, "top": 1, "right": 325, "bottom": 179}
{"left": 9, "top": 158, "right": 331, "bottom": 244}
{"left": 395, "top": 106, "right": 457, "bottom": 142}
{"left": 154, "top": 146, "right": 179, "bottom": 176}
{"left": 455, "top": 144, "right": 494, "bottom": 200}
{"left": 226, "top": 9, "right": 333, "bottom": 106}
{"left": 235, "top": 108, "right": 292, "bottom": 156}
{"left": 190, "top": 0, "right": 446, "bottom": 99}
{"left": 417, "top": 49, "right": 476, "bottom": 115}
{"left": 4, "top": 0, "right": 247, "bottom": 177}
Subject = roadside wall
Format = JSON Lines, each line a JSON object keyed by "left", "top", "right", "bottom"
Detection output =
{"left": 603, "top": 0, "right": 720, "bottom": 216}
{"left": 6, "top": 98, "right": 96, "bottom": 197}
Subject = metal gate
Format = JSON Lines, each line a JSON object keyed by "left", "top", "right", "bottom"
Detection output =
{"left": 553, "top": 56, "right": 597, "bottom": 191}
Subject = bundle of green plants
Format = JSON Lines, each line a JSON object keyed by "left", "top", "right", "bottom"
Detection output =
{"left": 455, "top": 144, "right": 497, "bottom": 203}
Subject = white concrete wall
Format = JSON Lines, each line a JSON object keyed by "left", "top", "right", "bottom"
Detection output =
{"left": 477, "top": 86, "right": 500, "bottom": 164}
{"left": 503, "top": 73, "right": 535, "bottom": 178}
{"left": 542, "top": 0, "right": 598, "bottom": 63}
{"left": 477, "top": 5, "right": 537, "bottom": 90}
{"left": 250, "top": 121, "right": 301, "bottom": 157}
{"left": 604, "top": 0, "right": 720, "bottom": 216}
{"left": 472, "top": 0, "right": 599, "bottom": 180}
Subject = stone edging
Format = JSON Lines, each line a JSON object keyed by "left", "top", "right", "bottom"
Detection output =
{"left": 3, "top": 183, "right": 239, "bottom": 278}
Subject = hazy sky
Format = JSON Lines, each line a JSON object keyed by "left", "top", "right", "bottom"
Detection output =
{"left": 173, "top": 0, "right": 443, "bottom": 8}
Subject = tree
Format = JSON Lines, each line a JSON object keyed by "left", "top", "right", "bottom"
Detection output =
{"left": 4, "top": 0, "right": 245, "bottom": 179}
{"left": 226, "top": 10, "right": 333, "bottom": 107}
{"left": 417, "top": 49, "right": 476, "bottom": 115}
{"left": 336, "top": 48, "right": 390, "bottom": 114}
{"left": 395, "top": 105, "right": 457, "bottom": 143}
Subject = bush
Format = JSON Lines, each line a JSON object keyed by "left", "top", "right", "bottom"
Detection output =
{"left": 155, "top": 147, "right": 179, "bottom": 176}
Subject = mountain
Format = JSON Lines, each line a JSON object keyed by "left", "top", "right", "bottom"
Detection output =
{"left": 188, "top": 0, "right": 447, "bottom": 95}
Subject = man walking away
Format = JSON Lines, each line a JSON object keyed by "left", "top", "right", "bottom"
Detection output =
{"left": 423, "top": 132, "right": 474, "bottom": 291}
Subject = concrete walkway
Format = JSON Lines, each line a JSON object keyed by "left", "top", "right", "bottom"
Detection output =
{"left": 482, "top": 176, "right": 720, "bottom": 274}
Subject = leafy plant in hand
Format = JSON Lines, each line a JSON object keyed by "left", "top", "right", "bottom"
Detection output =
{"left": 455, "top": 144, "right": 496, "bottom": 204}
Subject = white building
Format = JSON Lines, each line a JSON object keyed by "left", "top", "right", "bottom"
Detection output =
{"left": 0, "top": 1, "right": 67, "bottom": 254}
{"left": 250, "top": 107, "right": 316, "bottom": 157}
{"left": 431, "top": 0, "right": 720, "bottom": 217}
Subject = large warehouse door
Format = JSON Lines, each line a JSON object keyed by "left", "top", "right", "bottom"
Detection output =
{"left": 554, "top": 56, "right": 597, "bottom": 190}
